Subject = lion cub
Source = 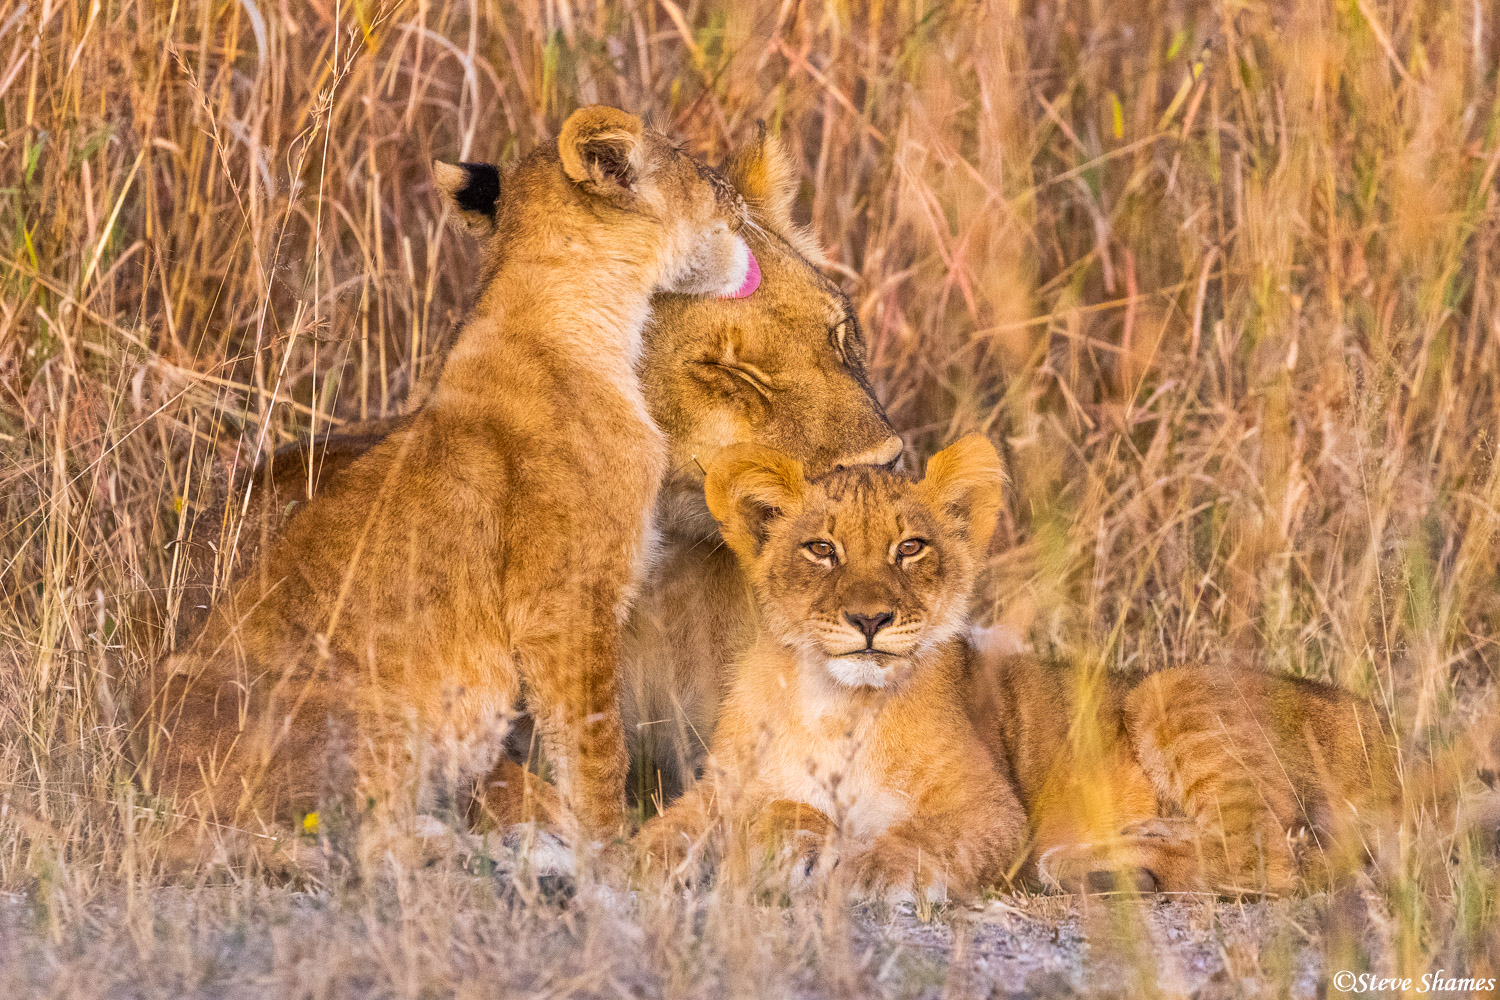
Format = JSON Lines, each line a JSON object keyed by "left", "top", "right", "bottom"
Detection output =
{"left": 135, "top": 106, "right": 753, "bottom": 866}
{"left": 636, "top": 437, "right": 1027, "bottom": 903}
{"left": 967, "top": 646, "right": 1405, "bottom": 895}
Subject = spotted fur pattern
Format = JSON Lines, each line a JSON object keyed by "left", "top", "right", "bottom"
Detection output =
{"left": 966, "top": 648, "right": 1404, "bottom": 896}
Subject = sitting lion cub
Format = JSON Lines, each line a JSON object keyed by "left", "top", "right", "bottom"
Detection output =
{"left": 636, "top": 436, "right": 1027, "bottom": 903}
{"left": 135, "top": 106, "right": 755, "bottom": 867}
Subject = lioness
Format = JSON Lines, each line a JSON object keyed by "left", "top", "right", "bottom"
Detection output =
{"left": 135, "top": 106, "right": 760, "bottom": 864}
{"left": 156, "top": 127, "right": 903, "bottom": 829}
{"left": 636, "top": 437, "right": 1027, "bottom": 903}
{"left": 966, "top": 646, "right": 1405, "bottom": 894}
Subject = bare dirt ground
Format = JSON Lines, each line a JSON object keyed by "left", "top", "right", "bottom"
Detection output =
{"left": 0, "top": 873, "right": 1372, "bottom": 999}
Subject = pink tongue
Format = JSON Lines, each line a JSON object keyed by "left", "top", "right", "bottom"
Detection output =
{"left": 725, "top": 246, "right": 761, "bottom": 298}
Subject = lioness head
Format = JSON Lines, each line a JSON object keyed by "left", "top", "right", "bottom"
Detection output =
{"left": 437, "top": 105, "right": 753, "bottom": 299}
{"left": 435, "top": 125, "right": 902, "bottom": 538}
{"left": 706, "top": 435, "right": 1005, "bottom": 689}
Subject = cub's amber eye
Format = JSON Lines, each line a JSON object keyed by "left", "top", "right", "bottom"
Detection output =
{"left": 896, "top": 538, "right": 927, "bottom": 558}
{"left": 804, "top": 540, "right": 836, "bottom": 561}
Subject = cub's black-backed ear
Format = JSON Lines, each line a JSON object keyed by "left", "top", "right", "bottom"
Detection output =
{"left": 918, "top": 434, "right": 1006, "bottom": 556}
{"left": 558, "top": 105, "right": 645, "bottom": 200}
{"left": 433, "top": 160, "right": 501, "bottom": 237}
{"left": 705, "top": 444, "right": 807, "bottom": 563}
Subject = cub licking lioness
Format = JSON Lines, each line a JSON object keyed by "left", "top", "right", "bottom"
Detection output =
{"left": 134, "top": 103, "right": 1484, "bottom": 897}
{"left": 146, "top": 123, "right": 904, "bottom": 856}
{"left": 135, "top": 106, "right": 755, "bottom": 868}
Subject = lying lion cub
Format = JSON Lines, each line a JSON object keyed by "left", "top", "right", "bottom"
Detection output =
{"left": 636, "top": 436, "right": 1027, "bottom": 903}
{"left": 135, "top": 106, "right": 754, "bottom": 867}
{"left": 967, "top": 644, "right": 1405, "bottom": 895}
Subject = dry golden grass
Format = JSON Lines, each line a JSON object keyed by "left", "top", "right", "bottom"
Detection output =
{"left": 2, "top": 0, "right": 1499, "bottom": 996}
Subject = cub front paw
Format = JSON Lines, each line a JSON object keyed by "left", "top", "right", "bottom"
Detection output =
{"left": 842, "top": 834, "right": 954, "bottom": 906}
{"left": 633, "top": 817, "right": 710, "bottom": 883}
{"left": 749, "top": 800, "right": 836, "bottom": 889}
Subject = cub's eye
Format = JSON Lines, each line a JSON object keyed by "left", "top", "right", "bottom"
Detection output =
{"left": 803, "top": 540, "right": 836, "bottom": 562}
{"left": 896, "top": 538, "right": 927, "bottom": 559}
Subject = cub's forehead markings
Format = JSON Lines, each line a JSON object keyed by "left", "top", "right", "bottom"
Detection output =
{"left": 883, "top": 504, "right": 907, "bottom": 546}
{"left": 864, "top": 509, "right": 894, "bottom": 554}
{"left": 821, "top": 478, "right": 850, "bottom": 502}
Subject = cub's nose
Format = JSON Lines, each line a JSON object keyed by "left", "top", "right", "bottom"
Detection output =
{"left": 845, "top": 611, "right": 895, "bottom": 643}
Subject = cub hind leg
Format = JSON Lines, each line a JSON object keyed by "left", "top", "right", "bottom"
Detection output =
{"left": 1123, "top": 668, "right": 1302, "bottom": 895}
{"left": 137, "top": 650, "right": 358, "bottom": 878}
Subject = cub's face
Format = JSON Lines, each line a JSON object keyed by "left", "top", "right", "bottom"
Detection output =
{"left": 555, "top": 106, "right": 753, "bottom": 298}
{"left": 755, "top": 470, "right": 977, "bottom": 689}
{"left": 706, "top": 436, "right": 1005, "bottom": 690}
{"left": 637, "top": 137, "right": 756, "bottom": 299}
{"left": 439, "top": 106, "right": 753, "bottom": 299}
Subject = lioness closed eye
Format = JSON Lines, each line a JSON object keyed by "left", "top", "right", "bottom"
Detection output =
{"left": 635, "top": 435, "right": 1027, "bottom": 904}
{"left": 134, "top": 106, "right": 755, "bottom": 872}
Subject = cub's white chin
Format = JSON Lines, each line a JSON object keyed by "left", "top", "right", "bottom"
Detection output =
{"left": 669, "top": 233, "right": 751, "bottom": 297}
{"left": 825, "top": 654, "right": 899, "bottom": 689}
{"left": 719, "top": 234, "right": 751, "bottom": 293}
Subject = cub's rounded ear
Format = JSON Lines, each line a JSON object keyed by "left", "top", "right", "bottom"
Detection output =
{"left": 433, "top": 160, "right": 501, "bottom": 237}
{"left": 918, "top": 434, "right": 1006, "bottom": 556}
{"left": 558, "top": 105, "right": 645, "bottom": 200}
{"left": 704, "top": 444, "right": 807, "bottom": 562}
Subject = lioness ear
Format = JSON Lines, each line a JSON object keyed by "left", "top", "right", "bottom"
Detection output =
{"left": 433, "top": 161, "right": 501, "bottom": 237}
{"left": 559, "top": 105, "right": 645, "bottom": 198}
{"left": 724, "top": 122, "right": 822, "bottom": 262}
{"left": 725, "top": 123, "right": 796, "bottom": 227}
{"left": 919, "top": 434, "right": 1006, "bottom": 555}
{"left": 705, "top": 444, "right": 807, "bottom": 562}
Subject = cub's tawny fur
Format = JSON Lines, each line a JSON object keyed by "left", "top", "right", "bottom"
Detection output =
{"left": 135, "top": 106, "right": 756, "bottom": 864}
{"left": 637, "top": 437, "right": 1027, "bottom": 903}
{"left": 156, "top": 128, "right": 903, "bottom": 833}
{"left": 966, "top": 646, "right": 1404, "bottom": 894}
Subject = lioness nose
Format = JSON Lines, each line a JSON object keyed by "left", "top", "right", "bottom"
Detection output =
{"left": 845, "top": 611, "right": 895, "bottom": 642}
{"left": 841, "top": 435, "right": 904, "bottom": 470}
